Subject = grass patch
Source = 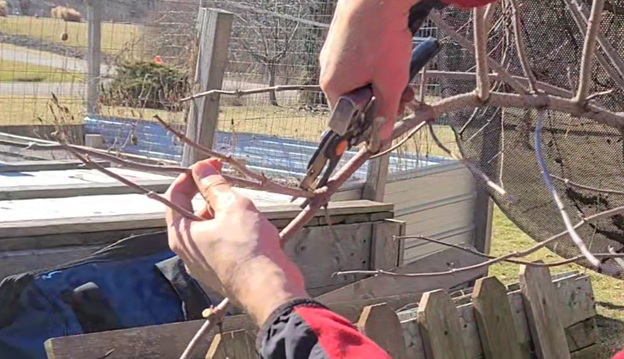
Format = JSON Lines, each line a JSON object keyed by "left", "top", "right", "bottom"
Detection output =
{"left": 489, "top": 206, "right": 624, "bottom": 357}
{"left": 0, "top": 96, "right": 84, "bottom": 125}
{"left": 0, "top": 16, "right": 144, "bottom": 57}
{"left": 0, "top": 59, "right": 83, "bottom": 82}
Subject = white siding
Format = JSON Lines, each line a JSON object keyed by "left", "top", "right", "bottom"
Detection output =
{"left": 384, "top": 162, "right": 477, "bottom": 264}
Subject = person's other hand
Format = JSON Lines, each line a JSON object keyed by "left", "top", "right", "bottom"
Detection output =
{"left": 165, "top": 159, "right": 308, "bottom": 325}
{"left": 319, "top": 0, "right": 417, "bottom": 142}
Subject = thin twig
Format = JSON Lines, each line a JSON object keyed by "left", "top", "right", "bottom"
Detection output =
{"left": 419, "top": 66, "right": 428, "bottom": 103}
{"left": 429, "top": 11, "right": 529, "bottom": 95}
{"left": 154, "top": 115, "right": 265, "bottom": 181}
{"left": 474, "top": 7, "right": 491, "bottom": 100}
{"left": 428, "top": 123, "right": 511, "bottom": 200}
{"left": 587, "top": 89, "right": 615, "bottom": 101}
{"left": 563, "top": 0, "right": 624, "bottom": 91}
{"left": 484, "top": 3, "right": 497, "bottom": 32}
{"left": 550, "top": 174, "right": 624, "bottom": 196}
{"left": 27, "top": 143, "right": 315, "bottom": 199}
{"left": 181, "top": 85, "right": 321, "bottom": 102}
{"left": 334, "top": 204, "right": 624, "bottom": 278}
{"left": 62, "top": 144, "right": 204, "bottom": 221}
{"left": 399, "top": 235, "right": 624, "bottom": 269}
{"left": 370, "top": 121, "right": 428, "bottom": 159}
{"left": 508, "top": 0, "right": 538, "bottom": 93}
{"left": 575, "top": 0, "right": 605, "bottom": 103}
{"left": 179, "top": 298, "right": 230, "bottom": 359}
{"left": 535, "top": 111, "right": 601, "bottom": 267}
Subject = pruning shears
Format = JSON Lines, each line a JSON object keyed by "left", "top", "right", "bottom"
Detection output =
{"left": 298, "top": 0, "right": 447, "bottom": 193}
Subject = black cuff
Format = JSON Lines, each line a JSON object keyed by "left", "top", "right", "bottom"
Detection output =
{"left": 255, "top": 298, "right": 328, "bottom": 350}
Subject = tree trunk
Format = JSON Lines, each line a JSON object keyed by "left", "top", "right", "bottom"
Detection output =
{"left": 268, "top": 63, "right": 278, "bottom": 106}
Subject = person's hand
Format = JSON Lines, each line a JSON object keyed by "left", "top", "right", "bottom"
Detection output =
{"left": 319, "top": 0, "right": 418, "bottom": 142}
{"left": 164, "top": 158, "right": 308, "bottom": 325}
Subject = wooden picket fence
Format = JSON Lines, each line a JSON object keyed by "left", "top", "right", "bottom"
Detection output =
{"left": 205, "top": 265, "right": 598, "bottom": 359}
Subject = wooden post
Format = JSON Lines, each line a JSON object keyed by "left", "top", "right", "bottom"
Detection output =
{"left": 182, "top": 8, "right": 233, "bottom": 166}
{"left": 86, "top": 0, "right": 102, "bottom": 116}
{"left": 472, "top": 107, "right": 501, "bottom": 255}
{"left": 417, "top": 289, "right": 468, "bottom": 359}
{"left": 357, "top": 303, "right": 408, "bottom": 359}
{"left": 472, "top": 276, "right": 525, "bottom": 359}
{"left": 363, "top": 154, "right": 389, "bottom": 202}
{"left": 519, "top": 265, "right": 571, "bottom": 359}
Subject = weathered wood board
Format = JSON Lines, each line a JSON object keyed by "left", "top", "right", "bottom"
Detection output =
{"left": 44, "top": 272, "right": 595, "bottom": 359}
{"left": 316, "top": 246, "right": 488, "bottom": 305}
{"left": 400, "top": 273, "right": 596, "bottom": 359}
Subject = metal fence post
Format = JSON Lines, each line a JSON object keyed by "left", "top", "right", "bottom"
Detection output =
{"left": 86, "top": 0, "right": 102, "bottom": 116}
{"left": 182, "top": 8, "right": 233, "bottom": 167}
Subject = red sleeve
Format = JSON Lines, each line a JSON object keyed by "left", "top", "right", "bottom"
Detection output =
{"left": 256, "top": 299, "right": 392, "bottom": 359}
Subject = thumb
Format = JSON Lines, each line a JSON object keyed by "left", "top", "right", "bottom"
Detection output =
{"left": 192, "top": 158, "right": 236, "bottom": 216}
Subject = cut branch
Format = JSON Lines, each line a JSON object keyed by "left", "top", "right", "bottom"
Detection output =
{"left": 474, "top": 7, "right": 491, "bottom": 100}
{"left": 574, "top": 0, "right": 605, "bottom": 103}
{"left": 535, "top": 111, "right": 600, "bottom": 267}
{"left": 179, "top": 298, "right": 230, "bottom": 359}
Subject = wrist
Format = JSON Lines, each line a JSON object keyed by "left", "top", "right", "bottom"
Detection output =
{"left": 225, "top": 255, "right": 309, "bottom": 326}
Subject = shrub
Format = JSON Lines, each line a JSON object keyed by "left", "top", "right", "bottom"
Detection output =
{"left": 100, "top": 61, "right": 190, "bottom": 111}
{"left": 51, "top": 6, "right": 82, "bottom": 22}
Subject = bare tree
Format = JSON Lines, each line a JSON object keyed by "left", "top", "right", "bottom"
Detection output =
{"left": 235, "top": 0, "right": 303, "bottom": 106}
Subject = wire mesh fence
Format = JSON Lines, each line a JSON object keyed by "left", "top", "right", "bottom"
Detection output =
{"left": 435, "top": 1, "right": 624, "bottom": 276}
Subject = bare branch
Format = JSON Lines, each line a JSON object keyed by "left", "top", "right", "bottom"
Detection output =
{"left": 154, "top": 116, "right": 264, "bottom": 180}
{"left": 429, "top": 11, "right": 529, "bottom": 95}
{"left": 179, "top": 298, "right": 230, "bottom": 359}
{"left": 566, "top": 0, "right": 624, "bottom": 84}
{"left": 587, "top": 88, "right": 616, "bottom": 101}
{"left": 181, "top": 85, "right": 321, "bottom": 102}
{"left": 370, "top": 121, "right": 428, "bottom": 159}
{"left": 27, "top": 143, "right": 315, "bottom": 199}
{"left": 550, "top": 174, "right": 624, "bottom": 196}
{"left": 535, "top": 111, "right": 600, "bottom": 267}
{"left": 61, "top": 145, "right": 204, "bottom": 221}
{"left": 428, "top": 123, "right": 511, "bottom": 200}
{"left": 335, "top": 204, "right": 624, "bottom": 278}
{"left": 508, "top": 0, "right": 539, "bottom": 93}
{"left": 474, "top": 7, "right": 491, "bottom": 100}
{"left": 574, "top": 0, "right": 605, "bottom": 103}
{"left": 484, "top": 3, "right": 497, "bottom": 32}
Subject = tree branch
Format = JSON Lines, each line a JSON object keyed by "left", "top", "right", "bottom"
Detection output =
{"left": 179, "top": 298, "right": 230, "bottom": 359}
{"left": 27, "top": 143, "right": 315, "bottom": 199}
{"left": 180, "top": 85, "right": 321, "bottom": 102}
{"left": 429, "top": 11, "right": 529, "bottom": 95}
{"left": 61, "top": 144, "right": 203, "bottom": 221}
{"left": 508, "top": 0, "right": 539, "bottom": 93}
{"left": 474, "top": 7, "right": 491, "bottom": 100}
{"left": 550, "top": 174, "right": 624, "bottom": 196}
{"left": 535, "top": 110, "right": 600, "bottom": 267}
{"left": 574, "top": 0, "right": 605, "bottom": 104}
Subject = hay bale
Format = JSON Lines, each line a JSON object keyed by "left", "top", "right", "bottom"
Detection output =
{"left": 0, "top": 1, "right": 7, "bottom": 17}
{"left": 51, "top": 6, "right": 82, "bottom": 22}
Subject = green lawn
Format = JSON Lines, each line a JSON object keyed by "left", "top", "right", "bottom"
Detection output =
{"left": 0, "top": 59, "right": 83, "bottom": 82}
{"left": 0, "top": 16, "right": 144, "bottom": 56}
{"left": 489, "top": 206, "right": 624, "bottom": 357}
